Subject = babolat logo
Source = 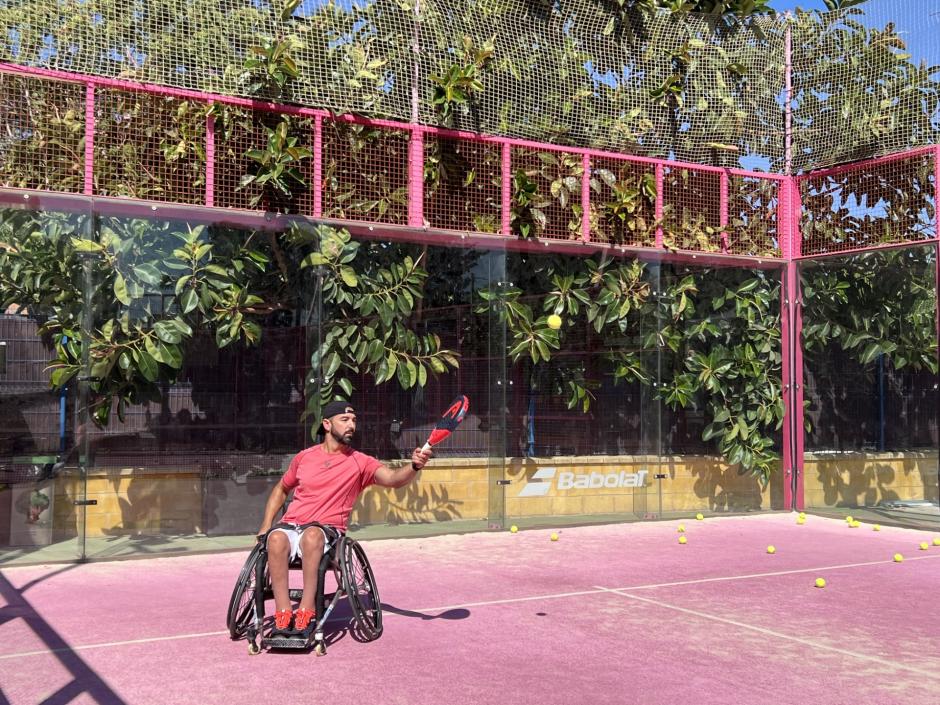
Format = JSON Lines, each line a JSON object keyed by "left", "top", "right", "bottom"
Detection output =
{"left": 517, "top": 467, "right": 649, "bottom": 497}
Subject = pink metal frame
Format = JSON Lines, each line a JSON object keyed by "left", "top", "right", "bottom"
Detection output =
{"left": 3, "top": 61, "right": 940, "bottom": 516}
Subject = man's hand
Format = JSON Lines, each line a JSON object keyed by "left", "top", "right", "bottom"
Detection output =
{"left": 411, "top": 446, "right": 433, "bottom": 470}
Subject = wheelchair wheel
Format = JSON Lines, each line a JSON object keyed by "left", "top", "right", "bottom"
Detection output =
{"left": 227, "top": 543, "right": 265, "bottom": 640}
{"left": 338, "top": 537, "right": 383, "bottom": 641}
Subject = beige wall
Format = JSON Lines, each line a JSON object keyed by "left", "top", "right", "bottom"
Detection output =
{"left": 46, "top": 452, "right": 938, "bottom": 538}
{"left": 804, "top": 451, "right": 939, "bottom": 508}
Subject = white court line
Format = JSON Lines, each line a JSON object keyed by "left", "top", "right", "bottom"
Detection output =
{"left": 2, "top": 555, "right": 938, "bottom": 661}
{"left": 594, "top": 586, "right": 940, "bottom": 680}
{"left": 601, "top": 553, "right": 940, "bottom": 592}
{"left": 407, "top": 554, "right": 940, "bottom": 613}
{"left": 0, "top": 631, "right": 229, "bottom": 660}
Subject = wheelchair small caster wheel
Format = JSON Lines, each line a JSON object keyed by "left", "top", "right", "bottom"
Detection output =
{"left": 248, "top": 641, "right": 261, "bottom": 656}
{"left": 314, "top": 642, "right": 326, "bottom": 657}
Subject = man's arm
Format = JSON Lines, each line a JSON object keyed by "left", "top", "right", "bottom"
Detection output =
{"left": 373, "top": 447, "right": 433, "bottom": 489}
{"left": 257, "top": 481, "right": 289, "bottom": 536}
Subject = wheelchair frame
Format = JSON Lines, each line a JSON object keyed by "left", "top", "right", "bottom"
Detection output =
{"left": 226, "top": 528, "right": 382, "bottom": 656}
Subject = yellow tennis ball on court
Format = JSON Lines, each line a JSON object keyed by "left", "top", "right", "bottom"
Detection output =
{"left": 814, "top": 577, "right": 826, "bottom": 588}
{"left": 845, "top": 515, "right": 854, "bottom": 523}
{"left": 547, "top": 314, "right": 562, "bottom": 330}
{"left": 893, "top": 553, "right": 904, "bottom": 562}
{"left": 767, "top": 545, "right": 776, "bottom": 554}
{"left": 873, "top": 524, "right": 881, "bottom": 531}
{"left": 798, "top": 512, "right": 806, "bottom": 520}
{"left": 796, "top": 517, "right": 805, "bottom": 525}
{"left": 919, "top": 542, "right": 929, "bottom": 551}
{"left": 695, "top": 513, "right": 704, "bottom": 521}
{"left": 850, "top": 521, "right": 860, "bottom": 528}
{"left": 678, "top": 536, "right": 688, "bottom": 545}
{"left": 933, "top": 538, "right": 940, "bottom": 546}
{"left": 677, "top": 524, "right": 685, "bottom": 533}
{"left": 550, "top": 532, "right": 559, "bottom": 541}
{"left": 510, "top": 525, "right": 518, "bottom": 533}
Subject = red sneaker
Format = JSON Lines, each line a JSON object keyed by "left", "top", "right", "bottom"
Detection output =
{"left": 293, "top": 608, "right": 316, "bottom": 632}
{"left": 273, "top": 609, "right": 292, "bottom": 633}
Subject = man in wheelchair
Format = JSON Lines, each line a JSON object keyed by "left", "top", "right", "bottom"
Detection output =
{"left": 256, "top": 399, "right": 432, "bottom": 639}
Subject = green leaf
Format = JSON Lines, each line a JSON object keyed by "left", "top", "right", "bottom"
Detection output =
{"left": 340, "top": 266, "right": 358, "bottom": 287}
{"left": 153, "top": 320, "right": 182, "bottom": 344}
{"left": 114, "top": 274, "right": 131, "bottom": 306}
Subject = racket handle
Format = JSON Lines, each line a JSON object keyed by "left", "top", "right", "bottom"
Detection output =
{"left": 420, "top": 442, "right": 431, "bottom": 453}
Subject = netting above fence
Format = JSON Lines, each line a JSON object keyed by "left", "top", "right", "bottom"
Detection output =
{"left": 0, "top": 1, "right": 937, "bottom": 174}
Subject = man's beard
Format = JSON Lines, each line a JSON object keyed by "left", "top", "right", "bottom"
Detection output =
{"left": 330, "top": 428, "right": 353, "bottom": 446}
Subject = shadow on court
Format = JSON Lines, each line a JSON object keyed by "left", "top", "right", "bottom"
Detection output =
{"left": 0, "top": 569, "right": 127, "bottom": 705}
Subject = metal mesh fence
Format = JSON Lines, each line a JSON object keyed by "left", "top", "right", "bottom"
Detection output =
{"left": 0, "top": 72, "right": 85, "bottom": 192}
{"left": 588, "top": 156, "right": 657, "bottom": 248}
{"left": 93, "top": 88, "right": 206, "bottom": 204}
{"left": 424, "top": 135, "right": 502, "bottom": 234}
{"left": 799, "top": 151, "right": 935, "bottom": 257}
{"left": 321, "top": 120, "right": 410, "bottom": 225}
{"left": 791, "top": 2, "right": 940, "bottom": 173}
{"left": 0, "top": 1, "right": 937, "bottom": 173}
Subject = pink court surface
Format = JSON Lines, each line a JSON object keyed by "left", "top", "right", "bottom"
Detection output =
{"left": 2, "top": 514, "right": 940, "bottom": 705}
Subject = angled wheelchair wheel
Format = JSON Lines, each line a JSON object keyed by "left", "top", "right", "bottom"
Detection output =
{"left": 338, "top": 537, "right": 383, "bottom": 641}
{"left": 227, "top": 543, "right": 266, "bottom": 640}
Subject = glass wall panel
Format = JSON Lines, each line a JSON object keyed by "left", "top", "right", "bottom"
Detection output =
{"left": 653, "top": 261, "right": 786, "bottom": 517}
{"left": 801, "top": 245, "right": 939, "bottom": 529}
{"left": 0, "top": 197, "right": 92, "bottom": 564}
{"left": 498, "top": 251, "right": 785, "bottom": 528}
{"left": 79, "top": 213, "right": 321, "bottom": 559}
{"left": 342, "top": 239, "right": 507, "bottom": 535}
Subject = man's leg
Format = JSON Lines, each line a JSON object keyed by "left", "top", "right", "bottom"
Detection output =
{"left": 266, "top": 530, "right": 293, "bottom": 613}
{"left": 298, "top": 528, "right": 326, "bottom": 613}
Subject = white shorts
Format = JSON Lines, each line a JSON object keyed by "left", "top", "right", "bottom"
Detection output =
{"left": 267, "top": 524, "right": 334, "bottom": 562}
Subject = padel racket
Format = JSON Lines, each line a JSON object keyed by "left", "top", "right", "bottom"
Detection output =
{"left": 421, "top": 394, "right": 469, "bottom": 451}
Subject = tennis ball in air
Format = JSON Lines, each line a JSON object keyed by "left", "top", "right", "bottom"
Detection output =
{"left": 767, "top": 545, "right": 776, "bottom": 554}
{"left": 550, "top": 532, "right": 559, "bottom": 542}
{"left": 893, "top": 553, "right": 904, "bottom": 562}
{"left": 814, "top": 578, "right": 826, "bottom": 588}
{"left": 845, "top": 515, "right": 854, "bottom": 523}
{"left": 798, "top": 512, "right": 806, "bottom": 520}
{"left": 933, "top": 538, "right": 940, "bottom": 546}
{"left": 547, "top": 314, "right": 562, "bottom": 330}
{"left": 678, "top": 536, "right": 688, "bottom": 545}
{"left": 677, "top": 524, "right": 685, "bottom": 533}
{"left": 919, "top": 542, "right": 929, "bottom": 551}
{"left": 873, "top": 524, "right": 881, "bottom": 531}
{"left": 510, "top": 525, "right": 518, "bottom": 533}
{"left": 695, "top": 513, "right": 704, "bottom": 521}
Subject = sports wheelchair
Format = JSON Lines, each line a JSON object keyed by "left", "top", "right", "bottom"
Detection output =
{"left": 226, "top": 522, "right": 382, "bottom": 656}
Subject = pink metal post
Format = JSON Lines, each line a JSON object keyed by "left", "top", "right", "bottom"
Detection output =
{"left": 655, "top": 163, "right": 664, "bottom": 248}
{"left": 313, "top": 115, "right": 323, "bottom": 218}
{"left": 784, "top": 18, "right": 793, "bottom": 176}
{"left": 581, "top": 153, "right": 591, "bottom": 243}
{"left": 719, "top": 169, "right": 729, "bottom": 253}
{"left": 407, "top": 127, "right": 424, "bottom": 228}
{"left": 83, "top": 83, "right": 95, "bottom": 196}
{"left": 501, "top": 142, "right": 512, "bottom": 236}
{"left": 787, "top": 177, "right": 805, "bottom": 511}
{"left": 935, "top": 146, "right": 940, "bottom": 381}
{"left": 205, "top": 109, "right": 214, "bottom": 208}
{"left": 778, "top": 178, "right": 793, "bottom": 511}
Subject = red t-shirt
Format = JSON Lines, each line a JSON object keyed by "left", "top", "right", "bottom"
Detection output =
{"left": 279, "top": 445, "right": 382, "bottom": 531}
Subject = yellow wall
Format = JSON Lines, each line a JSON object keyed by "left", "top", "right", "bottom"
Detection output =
{"left": 53, "top": 468, "right": 201, "bottom": 540}
{"left": 803, "top": 451, "right": 939, "bottom": 508}
{"left": 49, "top": 452, "right": 937, "bottom": 537}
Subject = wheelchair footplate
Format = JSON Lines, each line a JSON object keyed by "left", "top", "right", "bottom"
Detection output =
{"left": 262, "top": 629, "right": 315, "bottom": 651}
